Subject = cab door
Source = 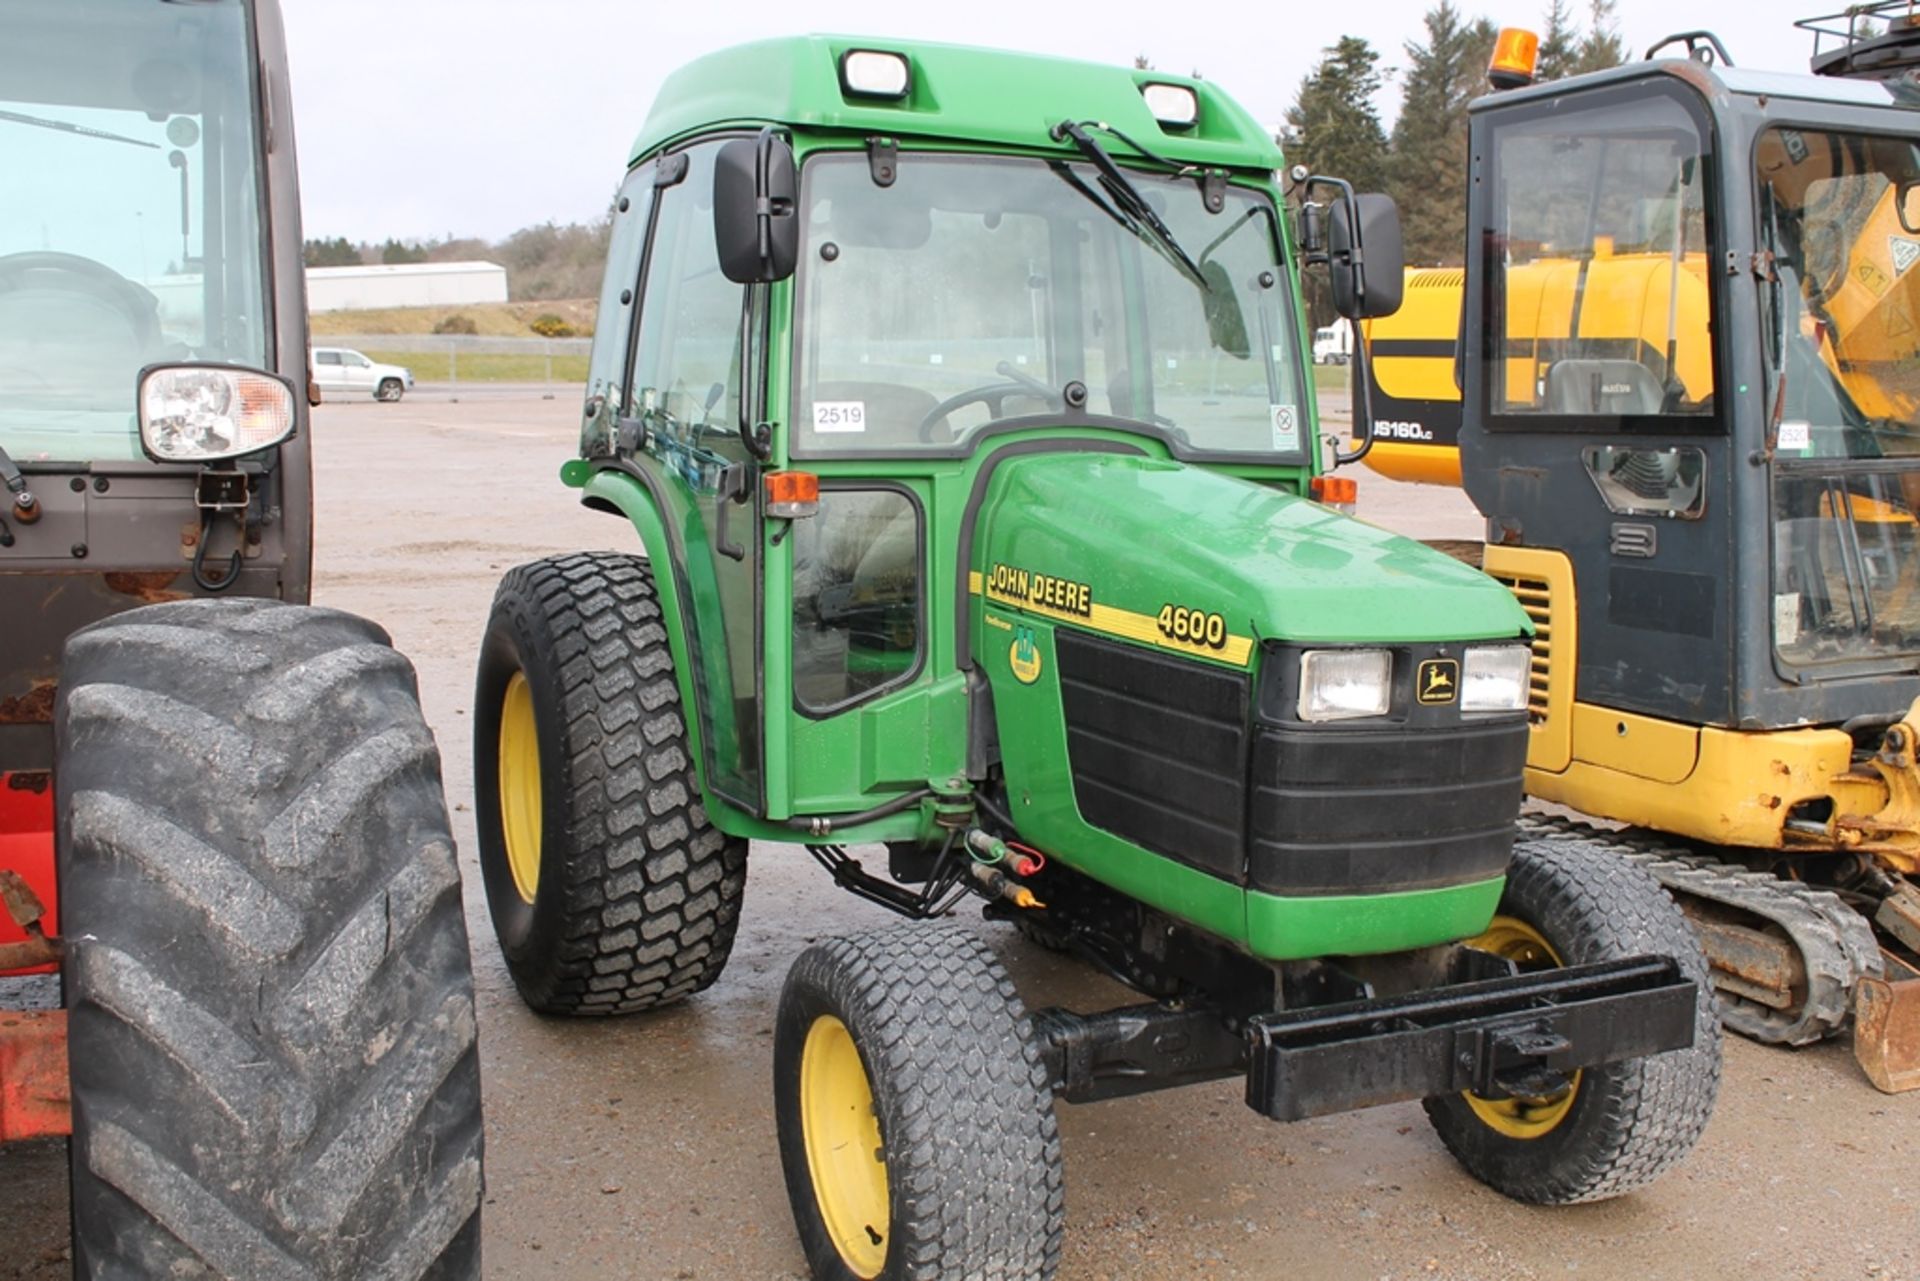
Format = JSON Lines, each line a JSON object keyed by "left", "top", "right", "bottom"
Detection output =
{"left": 621, "top": 140, "right": 765, "bottom": 812}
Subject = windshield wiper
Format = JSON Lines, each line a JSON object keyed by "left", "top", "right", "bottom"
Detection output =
{"left": 0, "top": 107, "right": 158, "bottom": 150}
{"left": 1050, "top": 119, "right": 1208, "bottom": 289}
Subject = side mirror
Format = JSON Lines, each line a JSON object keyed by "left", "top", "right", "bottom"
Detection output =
{"left": 1899, "top": 178, "right": 1920, "bottom": 236}
{"left": 714, "top": 131, "right": 798, "bottom": 284}
{"left": 1328, "top": 193, "right": 1404, "bottom": 320}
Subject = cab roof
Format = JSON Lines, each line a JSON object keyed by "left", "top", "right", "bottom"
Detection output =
{"left": 630, "top": 35, "right": 1285, "bottom": 172}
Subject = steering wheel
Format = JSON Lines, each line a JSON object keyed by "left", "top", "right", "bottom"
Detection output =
{"left": 916, "top": 360, "right": 1063, "bottom": 441}
{"left": 0, "top": 251, "right": 162, "bottom": 347}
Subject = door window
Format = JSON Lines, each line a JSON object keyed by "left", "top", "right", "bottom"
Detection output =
{"left": 793, "top": 488, "right": 923, "bottom": 713}
{"left": 627, "top": 141, "right": 762, "bottom": 807}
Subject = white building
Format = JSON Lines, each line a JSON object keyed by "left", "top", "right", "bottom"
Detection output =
{"left": 305, "top": 261, "right": 509, "bottom": 312}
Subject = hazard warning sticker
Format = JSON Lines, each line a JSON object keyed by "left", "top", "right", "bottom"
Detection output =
{"left": 1891, "top": 235, "right": 1920, "bottom": 277}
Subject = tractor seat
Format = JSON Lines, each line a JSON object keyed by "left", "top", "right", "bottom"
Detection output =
{"left": 1543, "top": 359, "right": 1665, "bottom": 415}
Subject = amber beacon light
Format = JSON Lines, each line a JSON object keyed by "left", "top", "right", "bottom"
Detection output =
{"left": 1487, "top": 27, "right": 1540, "bottom": 90}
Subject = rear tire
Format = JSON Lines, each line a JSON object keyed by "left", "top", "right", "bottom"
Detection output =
{"left": 473, "top": 551, "right": 746, "bottom": 1015}
{"left": 774, "top": 924, "right": 1064, "bottom": 1280}
{"left": 1423, "top": 839, "right": 1721, "bottom": 1204}
{"left": 56, "top": 598, "right": 483, "bottom": 1279}
{"left": 376, "top": 378, "right": 404, "bottom": 402}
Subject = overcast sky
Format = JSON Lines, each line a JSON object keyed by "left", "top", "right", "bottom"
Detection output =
{"left": 281, "top": 0, "right": 1816, "bottom": 243}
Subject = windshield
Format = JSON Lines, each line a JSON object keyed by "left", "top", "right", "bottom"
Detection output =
{"left": 792, "top": 152, "right": 1305, "bottom": 457}
{"left": 0, "top": 0, "right": 270, "bottom": 465}
{"left": 1758, "top": 126, "right": 1920, "bottom": 669}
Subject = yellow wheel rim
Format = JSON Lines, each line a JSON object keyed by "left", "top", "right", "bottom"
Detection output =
{"left": 498, "top": 670, "right": 542, "bottom": 905}
{"left": 800, "top": 1014, "right": 889, "bottom": 1278}
{"left": 1462, "top": 914, "right": 1581, "bottom": 1140}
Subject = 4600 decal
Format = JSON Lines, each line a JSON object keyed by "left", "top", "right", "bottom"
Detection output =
{"left": 1156, "top": 604, "right": 1227, "bottom": 650}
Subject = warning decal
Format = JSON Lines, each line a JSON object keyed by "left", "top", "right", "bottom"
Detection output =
{"left": 1890, "top": 235, "right": 1920, "bottom": 277}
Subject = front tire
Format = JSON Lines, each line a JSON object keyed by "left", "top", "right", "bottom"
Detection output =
{"left": 376, "top": 377, "right": 404, "bottom": 402}
{"left": 1423, "top": 839, "right": 1721, "bottom": 1204}
{"left": 473, "top": 551, "right": 746, "bottom": 1015}
{"left": 774, "top": 925, "right": 1064, "bottom": 1280}
{"left": 56, "top": 599, "right": 483, "bottom": 1279}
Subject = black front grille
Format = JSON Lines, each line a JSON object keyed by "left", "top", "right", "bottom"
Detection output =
{"left": 1247, "top": 719, "right": 1527, "bottom": 895}
{"left": 1055, "top": 629, "right": 1250, "bottom": 882}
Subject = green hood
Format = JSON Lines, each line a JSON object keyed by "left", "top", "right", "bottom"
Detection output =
{"left": 975, "top": 452, "right": 1525, "bottom": 655}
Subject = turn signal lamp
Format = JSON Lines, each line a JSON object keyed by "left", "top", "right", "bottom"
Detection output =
{"left": 138, "top": 364, "right": 295, "bottom": 463}
{"left": 765, "top": 470, "right": 820, "bottom": 519}
{"left": 840, "top": 50, "right": 911, "bottom": 99}
{"left": 1141, "top": 83, "right": 1199, "bottom": 129}
{"left": 1488, "top": 27, "right": 1540, "bottom": 90}
{"left": 1310, "top": 473, "right": 1359, "bottom": 514}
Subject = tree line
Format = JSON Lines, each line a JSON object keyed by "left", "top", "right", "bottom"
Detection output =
{"left": 303, "top": 220, "right": 612, "bottom": 302}
{"left": 1285, "top": 0, "right": 1627, "bottom": 307}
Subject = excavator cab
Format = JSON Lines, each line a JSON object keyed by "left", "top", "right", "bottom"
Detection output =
{"left": 1457, "top": 15, "right": 1920, "bottom": 1089}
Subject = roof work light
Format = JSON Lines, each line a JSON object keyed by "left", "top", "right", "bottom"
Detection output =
{"left": 840, "top": 50, "right": 911, "bottom": 99}
{"left": 1141, "top": 82, "right": 1199, "bottom": 128}
{"left": 1487, "top": 27, "right": 1540, "bottom": 90}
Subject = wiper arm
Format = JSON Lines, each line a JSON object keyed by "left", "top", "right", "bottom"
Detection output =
{"left": 0, "top": 107, "right": 158, "bottom": 150}
{"left": 1050, "top": 120, "right": 1208, "bottom": 289}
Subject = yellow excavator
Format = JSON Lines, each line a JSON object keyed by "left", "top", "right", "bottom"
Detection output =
{"left": 1353, "top": 11, "right": 1920, "bottom": 1088}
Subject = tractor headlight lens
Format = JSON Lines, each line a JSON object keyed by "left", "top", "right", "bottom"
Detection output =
{"left": 1298, "top": 649, "right": 1391, "bottom": 722}
{"left": 1462, "top": 644, "right": 1531, "bottom": 712}
{"left": 139, "top": 364, "right": 295, "bottom": 463}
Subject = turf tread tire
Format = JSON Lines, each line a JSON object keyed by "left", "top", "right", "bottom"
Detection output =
{"left": 56, "top": 599, "right": 483, "bottom": 1280}
{"left": 473, "top": 551, "right": 746, "bottom": 1015}
{"left": 1422, "top": 838, "right": 1721, "bottom": 1204}
{"left": 775, "top": 924, "right": 1065, "bottom": 1280}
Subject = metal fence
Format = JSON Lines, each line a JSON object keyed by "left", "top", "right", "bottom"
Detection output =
{"left": 321, "top": 333, "right": 592, "bottom": 388}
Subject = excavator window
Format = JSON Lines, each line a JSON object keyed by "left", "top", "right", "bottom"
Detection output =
{"left": 1481, "top": 86, "right": 1714, "bottom": 424}
{"left": 1758, "top": 125, "right": 1920, "bottom": 669}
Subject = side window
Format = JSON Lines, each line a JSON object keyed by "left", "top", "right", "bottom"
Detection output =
{"left": 1489, "top": 90, "right": 1714, "bottom": 421}
{"left": 632, "top": 144, "right": 746, "bottom": 489}
{"left": 580, "top": 166, "right": 657, "bottom": 457}
{"left": 793, "top": 489, "right": 923, "bottom": 712}
{"left": 315, "top": 350, "right": 341, "bottom": 366}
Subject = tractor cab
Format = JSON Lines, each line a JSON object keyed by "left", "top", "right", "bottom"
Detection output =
{"left": 541, "top": 36, "right": 1539, "bottom": 955}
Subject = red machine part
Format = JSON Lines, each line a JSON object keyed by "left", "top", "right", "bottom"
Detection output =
{"left": 0, "top": 774, "right": 56, "bottom": 977}
{"left": 0, "top": 1011, "right": 69, "bottom": 1141}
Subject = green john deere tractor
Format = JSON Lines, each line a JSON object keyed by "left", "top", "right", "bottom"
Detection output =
{"left": 471, "top": 36, "right": 1722, "bottom": 1279}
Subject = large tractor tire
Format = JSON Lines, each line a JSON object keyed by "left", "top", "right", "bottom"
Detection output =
{"left": 55, "top": 598, "right": 483, "bottom": 1279}
{"left": 774, "top": 924, "right": 1064, "bottom": 1281}
{"left": 1423, "top": 838, "right": 1721, "bottom": 1204}
{"left": 473, "top": 551, "right": 746, "bottom": 1015}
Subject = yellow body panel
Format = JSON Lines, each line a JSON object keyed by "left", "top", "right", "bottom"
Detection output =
{"left": 1481, "top": 545, "right": 1577, "bottom": 773}
{"left": 1529, "top": 719, "right": 1856, "bottom": 849}
{"left": 1570, "top": 704, "right": 1700, "bottom": 784}
{"left": 1361, "top": 440, "right": 1462, "bottom": 487}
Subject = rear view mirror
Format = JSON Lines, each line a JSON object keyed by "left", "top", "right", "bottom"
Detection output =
{"left": 714, "top": 131, "right": 798, "bottom": 284}
{"left": 1328, "top": 193, "right": 1404, "bottom": 320}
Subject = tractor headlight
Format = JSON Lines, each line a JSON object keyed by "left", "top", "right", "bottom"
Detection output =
{"left": 1297, "top": 649, "right": 1391, "bottom": 722}
{"left": 139, "top": 364, "right": 295, "bottom": 463}
{"left": 1461, "top": 644, "right": 1531, "bottom": 712}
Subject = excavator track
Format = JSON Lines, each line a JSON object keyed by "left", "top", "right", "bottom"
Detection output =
{"left": 1518, "top": 814, "right": 1881, "bottom": 1046}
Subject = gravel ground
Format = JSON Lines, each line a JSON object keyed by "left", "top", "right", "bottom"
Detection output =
{"left": 4, "top": 392, "right": 1917, "bottom": 1281}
